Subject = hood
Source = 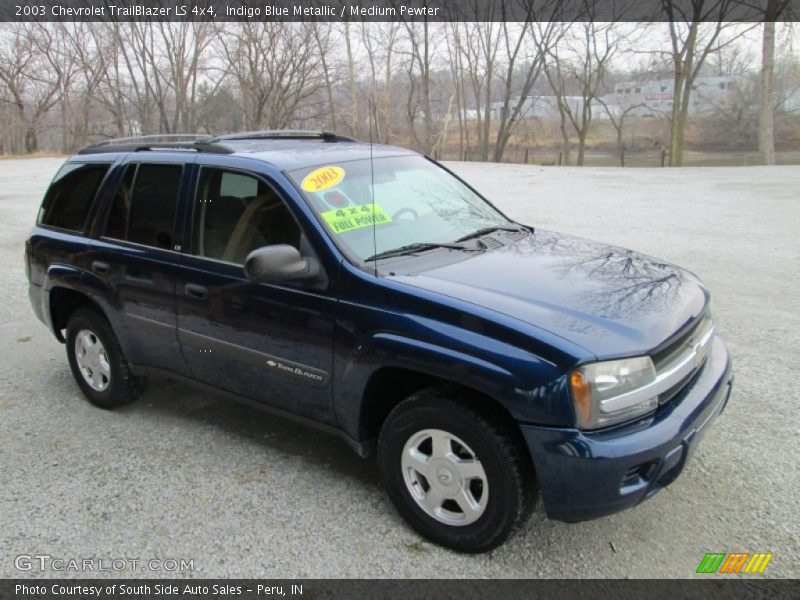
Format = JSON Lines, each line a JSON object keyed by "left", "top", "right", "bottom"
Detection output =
{"left": 390, "top": 229, "right": 708, "bottom": 360}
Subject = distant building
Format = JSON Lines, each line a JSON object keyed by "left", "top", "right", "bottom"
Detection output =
{"left": 600, "top": 75, "right": 744, "bottom": 118}
{"left": 489, "top": 96, "right": 585, "bottom": 121}
{"left": 486, "top": 74, "right": 751, "bottom": 122}
{"left": 783, "top": 87, "right": 800, "bottom": 113}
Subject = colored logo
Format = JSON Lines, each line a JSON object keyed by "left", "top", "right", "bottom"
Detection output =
{"left": 696, "top": 552, "right": 773, "bottom": 574}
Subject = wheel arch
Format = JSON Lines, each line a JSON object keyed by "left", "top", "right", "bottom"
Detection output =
{"left": 358, "top": 366, "right": 524, "bottom": 455}
{"left": 44, "top": 266, "right": 112, "bottom": 342}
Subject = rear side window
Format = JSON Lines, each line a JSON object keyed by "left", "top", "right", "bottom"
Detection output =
{"left": 103, "top": 163, "right": 183, "bottom": 250}
{"left": 39, "top": 163, "right": 110, "bottom": 232}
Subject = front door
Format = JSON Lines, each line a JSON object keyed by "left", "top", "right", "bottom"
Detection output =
{"left": 175, "top": 164, "right": 337, "bottom": 424}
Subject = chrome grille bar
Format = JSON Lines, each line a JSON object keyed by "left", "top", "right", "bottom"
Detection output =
{"left": 600, "top": 320, "right": 715, "bottom": 414}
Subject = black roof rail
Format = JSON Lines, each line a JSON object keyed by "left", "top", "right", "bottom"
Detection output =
{"left": 87, "top": 134, "right": 213, "bottom": 147}
{"left": 208, "top": 130, "right": 358, "bottom": 143}
{"left": 77, "top": 130, "right": 359, "bottom": 155}
{"left": 78, "top": 134, "right": 233, "bottom": 155}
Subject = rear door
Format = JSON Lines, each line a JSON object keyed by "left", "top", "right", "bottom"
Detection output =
{"left": 28, "top": 160, "right": 115, "bottom": 324}
{"left": 86, "top": 156, "right": 193, "bottom": 375}
{"left": 175, "top": 159, "right": 337, "bottom": 424}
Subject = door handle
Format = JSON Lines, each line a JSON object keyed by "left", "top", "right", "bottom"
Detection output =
{"left": 91, "top": 261, "right": 110, "bottom": 275}
{"left": 184, "top": 283, "right": 208, "bottom": 299}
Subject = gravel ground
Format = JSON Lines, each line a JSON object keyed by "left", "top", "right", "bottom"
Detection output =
{"left": 1, "top": 158, "right": 798, "bottom": 579}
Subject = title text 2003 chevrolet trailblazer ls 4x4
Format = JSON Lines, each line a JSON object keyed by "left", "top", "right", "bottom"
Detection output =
{"left": 26, "top": 131, "right": 733, "bottom": 552}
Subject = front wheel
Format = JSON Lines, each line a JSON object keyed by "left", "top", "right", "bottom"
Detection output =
{"left": 379, "top": 387, "right": 536, "bottom": 553}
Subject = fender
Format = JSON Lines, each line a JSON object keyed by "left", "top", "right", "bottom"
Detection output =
{"left": 43, "top": 264, "right": 114, "bottom": 341}
{"left": 333, "top": 318, "right": 572, "bottom": 442}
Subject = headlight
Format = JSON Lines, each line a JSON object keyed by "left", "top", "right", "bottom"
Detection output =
{"left": 570, "top": 356, "right": 658, "bottom": 430}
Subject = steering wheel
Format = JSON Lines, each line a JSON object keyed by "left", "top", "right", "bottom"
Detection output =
{"left": 392, "top": 207, "right": 419, "bottom": 222}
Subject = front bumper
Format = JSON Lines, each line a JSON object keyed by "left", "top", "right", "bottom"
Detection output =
{"left": 521, "top": 335, "right": 733, "bottom": 522}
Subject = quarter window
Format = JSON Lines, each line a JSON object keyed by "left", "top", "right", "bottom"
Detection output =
{"left": 103, "top": 163, "right": 182, "bottom": 250}
{"left": 192, "top": 168, "right": 302, "bottom": 264}
{"left": 39, "top": 163, "right": 111, "bottom": 232}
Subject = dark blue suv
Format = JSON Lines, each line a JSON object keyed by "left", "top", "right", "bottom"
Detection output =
{"left": 26, "top": 131, "right": 733, "bottom": 552}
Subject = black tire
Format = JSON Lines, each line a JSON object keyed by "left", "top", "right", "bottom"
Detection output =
{"left": 65, "top": 308, "right": 147, "bottom": 409}
{"left": 379, "top": 386, "right": 536, "bottom": 553}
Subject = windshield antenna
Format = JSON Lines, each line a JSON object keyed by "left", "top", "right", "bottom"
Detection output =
{"left": 368, "top": 99, "right": 378, "bottom": 277}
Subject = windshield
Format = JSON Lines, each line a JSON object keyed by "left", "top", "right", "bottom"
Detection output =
{"left": 287, "top": 155, "right": 511, "bottom": 262}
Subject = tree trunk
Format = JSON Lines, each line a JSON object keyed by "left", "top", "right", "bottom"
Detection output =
{"left": 420, "top": 22, "right": 434, "bottom": 156}
{"left": 669, "top": 112, "right": 685, "bottom": 167}
{"left": 344, "top": 23, "right": 360, "bottom": 139}
{"left": 668, "top": 67, "right": 692, "bottom": 168}
{"left": 667, "top": 20, "right": 698, "bottom": 167}
{"left": 24, "top": 127, "right": 38, "bottom": 153}
{"left": 758, "top": 18, "right": 776, "bottom": 165}
{"left": 576, "top": 123, "right": 588, "bottom": 166}
{"left": 559, "top": 107, "right": 571, "bottom": 166}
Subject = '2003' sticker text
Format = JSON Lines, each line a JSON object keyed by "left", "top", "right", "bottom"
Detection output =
{"left": 301, "top": 166, "right": 345, "bottom": 192}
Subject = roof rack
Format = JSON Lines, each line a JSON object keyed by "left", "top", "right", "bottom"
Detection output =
{"left": 78, "top": 133, "right": 233, "bottom": 155}
{"left": 87, "top": 134, "right": 214, "bottom": 147}
{"left": 208, "top": 130, "right": 357, "bottom": 143}
{"left": 77, "top": 130, "right": 358, "bottom": 155}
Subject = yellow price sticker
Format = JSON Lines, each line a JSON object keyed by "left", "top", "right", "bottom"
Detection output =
{"left": 301, "top": 165, "right": 345, "bottom": 192}
{"left": 321, "top": 203, "right": 392, "bottom": 234}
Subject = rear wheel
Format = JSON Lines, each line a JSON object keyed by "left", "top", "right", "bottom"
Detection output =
{"left": 379, "top": 387, "right": 535, "bottom": 553}
{"left": 65, "top": 308, "right": 147, "bottom": 409}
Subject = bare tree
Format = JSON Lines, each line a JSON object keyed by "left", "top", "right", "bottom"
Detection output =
{"left": 60, "top": 23, "right": 114, "bottom": 148}
{"left": 312, "top": 23, "right": 340, "bottom": 131}
{"left": 219, "top": 23, "right": 328, "bottom": 130}
{"left": 661, "top": 1, "right": 755, "bottom": 166}
{"left": 361, "top": 23, "right": 402, "bottom": 144}
{"left": 154, "top": 22, "right": 218, "bottom": 132}
{"left": 84, "top": 25, "right": 132, "bottom": 137}
{"left": 451, "top": 16, "right": 564, "bottom": 163}
{"left": 445, "top": 22, "right": 469, "bottom": 159}
{"left": 343, "top": 22, "right": 361, "bottom": 139}
{"left": 0, "top": 24, "right": 68, "bottom": 152}
{"left": 492, "top": 18, "right": 566, "bottom": 163}
{"left": 401, "top": 20, "right": 442, "bottom": 154}
{"left": 111, "top": 22, "right": 162, "bottom": 133}
{"left": 758, "top": 1, "right": 793, "bottom": 164}
{"left": 450, "top": 21, "right": 498, "bottom": 161}
{"left": 544, "top": 22, "right": 621, "bottom": 165}
{"left": 598, "top": 97, "right": 644, "bottom": 166}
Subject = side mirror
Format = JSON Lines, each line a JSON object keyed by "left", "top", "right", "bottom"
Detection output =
{"left": 244, "top": 245, "right": 320, "bottom": 284}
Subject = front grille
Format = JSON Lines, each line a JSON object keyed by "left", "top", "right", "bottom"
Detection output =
{"left": 652, "top": 316, "right": 714, "bottom": 409}
{"left": 652, "top": 316, "right": 711, "bottom": 372}
{"left": 658, "top": 367, "right": 701, "bottom": 407}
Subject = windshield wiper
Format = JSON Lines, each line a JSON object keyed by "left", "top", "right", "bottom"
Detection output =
{"left": 454, "top": 225, "right": 527, "bottom": 243}
{"left": 364, "top": 242, "right": 468, "bottom": 262}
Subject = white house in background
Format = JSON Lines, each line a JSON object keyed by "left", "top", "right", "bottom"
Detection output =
{"left": 783, "top": 86, "right": 800, "bottom": 113}
{"left": 490, "top": 95, "right": 585, "bottom": 121}
{"left": 599, "top": 74, "right": 745, "bottom": 118}
{"left": 488, "top": 74, "right": 751, "bottom": 122}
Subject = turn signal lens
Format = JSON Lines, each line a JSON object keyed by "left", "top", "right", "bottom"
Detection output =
{"left": 570, "top": 371, "right": 592, "bottom": 425}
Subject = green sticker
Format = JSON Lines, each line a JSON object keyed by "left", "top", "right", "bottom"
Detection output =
{"left": 321, "top": 203, "right": 392, "bottom": 234}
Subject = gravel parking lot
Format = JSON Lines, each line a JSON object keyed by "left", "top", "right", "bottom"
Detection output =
{"left": 1, "top": 157, "right": 798, "bottom": 578}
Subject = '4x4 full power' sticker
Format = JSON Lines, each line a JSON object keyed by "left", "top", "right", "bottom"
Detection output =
{"left": 321, "top": 203, "right": 392, "bottom": 234}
